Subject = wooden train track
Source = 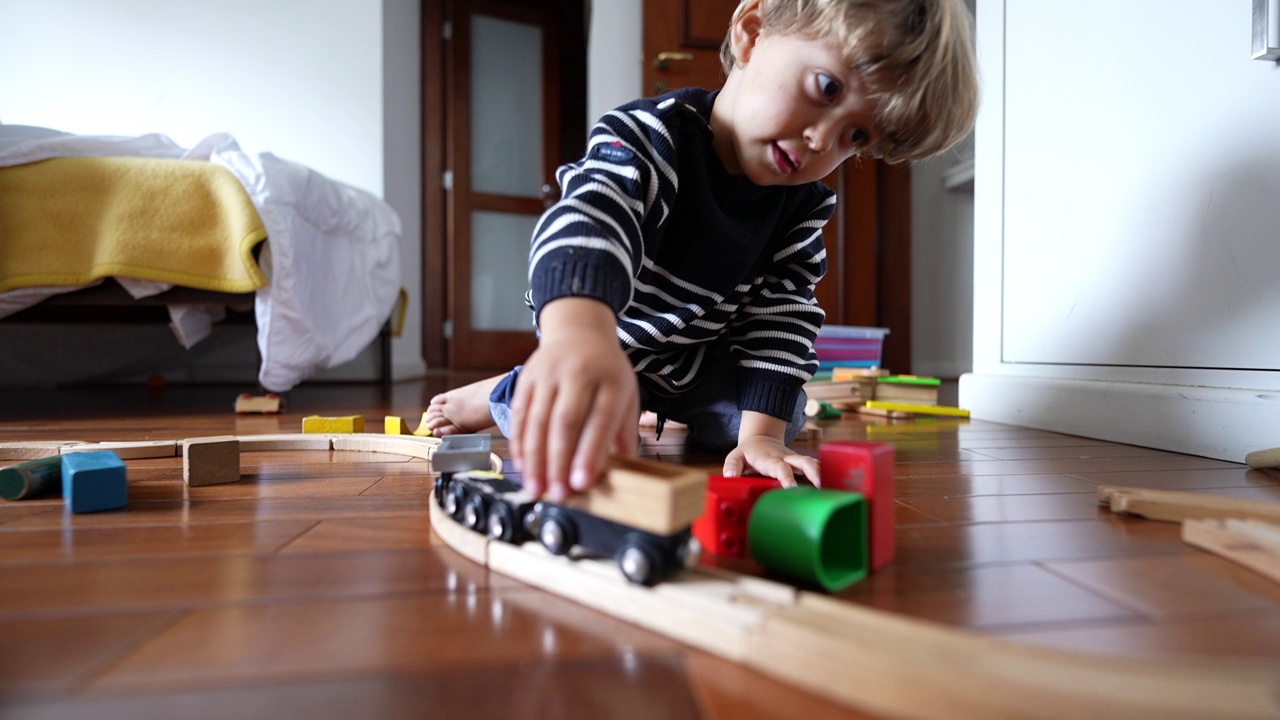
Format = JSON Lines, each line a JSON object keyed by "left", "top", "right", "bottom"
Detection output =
{"left": 4, "top": 436, "right": 1280, "bottom": 718}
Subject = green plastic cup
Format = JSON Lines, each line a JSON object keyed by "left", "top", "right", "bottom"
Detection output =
{"left": 747, "top": 487, "right": 869, "bottom": 592}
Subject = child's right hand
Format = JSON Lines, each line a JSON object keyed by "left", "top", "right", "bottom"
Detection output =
{"left": 510, "top": 297, "right": 639, "bottom": 503}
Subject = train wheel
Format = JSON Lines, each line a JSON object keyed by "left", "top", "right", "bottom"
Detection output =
{"left": 444, "top": 484, "right": 467, "bottom": 521}
{"left": 617, "top": 536, "right": 664, "bottom": 586}
{"left": 538, "top": 510, "right": 576, "bottom": 556}
{"left": 487, "top": 503, "right": 515, "bottom": 542}
{"left": 463, "top": 492, "right": 488, "bottom": 532}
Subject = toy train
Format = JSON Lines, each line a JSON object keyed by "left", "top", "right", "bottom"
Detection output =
{"left": 433, "top": 456, "right": 707, "bottom": 586}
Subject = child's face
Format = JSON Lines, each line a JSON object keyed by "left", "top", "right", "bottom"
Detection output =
{"left": 714, "top": 26, "right": 881, "bottom": 187}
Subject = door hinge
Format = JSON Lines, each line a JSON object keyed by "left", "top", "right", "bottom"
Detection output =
{"left": 442, "top": 170, "right": 454, "bottom": 190}
{"left": 443, "top": 319, "right": 454, "bottom": 339}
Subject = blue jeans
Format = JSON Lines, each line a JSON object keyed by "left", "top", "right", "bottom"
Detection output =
{"left": 487, "top": 346, "right": 809, "bottom": 452}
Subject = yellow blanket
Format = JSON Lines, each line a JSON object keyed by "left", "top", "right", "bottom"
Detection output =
{"left": 0, "top": 156, "right": 267, "bottom": 293}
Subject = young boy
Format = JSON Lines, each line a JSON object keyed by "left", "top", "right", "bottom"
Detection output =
{"left": 425, "top": 0, "right": 978, "bottom": 502}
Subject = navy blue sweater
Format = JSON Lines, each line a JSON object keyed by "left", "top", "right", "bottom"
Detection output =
{"left": 527, "top": 88, "right": 835, "bottom": 420}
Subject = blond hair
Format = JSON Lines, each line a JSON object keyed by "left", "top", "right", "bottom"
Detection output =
{"left": 720, "top": 0, "right": 978, "bottom": 164}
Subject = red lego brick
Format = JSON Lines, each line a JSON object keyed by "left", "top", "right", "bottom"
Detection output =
{"left": 693, "top": 475, "right": 782, "bottom": 558}
{"left": 819, "top": 441, "right": 895, "bottom": 571}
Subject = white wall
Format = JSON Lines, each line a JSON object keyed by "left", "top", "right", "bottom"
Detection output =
{"left": 961, "top": 0, "right": 1280, "bottom": 461}
{"left": 0, "top": 0, "right": 426, "bottom": 385}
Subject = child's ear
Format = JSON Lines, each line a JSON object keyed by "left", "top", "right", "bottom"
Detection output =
{"left": 729, "top": 0, "right": 765, "bottom": 66}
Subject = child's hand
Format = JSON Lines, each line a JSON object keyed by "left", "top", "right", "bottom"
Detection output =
{"left": 722, "top": 412, "right": 820, "bottom": 487}
{"left": 510, "top": 297, "right": 639, "bottom": 502}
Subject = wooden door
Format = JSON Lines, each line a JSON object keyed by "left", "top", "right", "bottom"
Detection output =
{"left": 422, "top": 0, "right": 586, "bottom": 371}
{"left": 642, "top": 0, "right": 913, "bottom": 372}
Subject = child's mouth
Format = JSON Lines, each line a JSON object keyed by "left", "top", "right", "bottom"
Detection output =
{"left": 771, "top": 143, "right": 796, "bottom": 175}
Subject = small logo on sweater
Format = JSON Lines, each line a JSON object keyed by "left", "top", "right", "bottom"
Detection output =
{"left": 592, "top": 141, "right": 634, "bottom": 163}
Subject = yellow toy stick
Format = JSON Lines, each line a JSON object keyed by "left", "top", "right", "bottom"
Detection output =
{"left": 863, "top": 401, "right": 970, "bottom": 418}
{"left": 1245, "top": 447, "right": 1280, "bottom": 469}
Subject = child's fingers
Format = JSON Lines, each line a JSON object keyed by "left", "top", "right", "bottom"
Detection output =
{"left": 517, "top": 383, "right": 556, "bottom": 501}
{"left": 572, "top": 386, "right": 635, "bottom": 493}
{"left": 721, "top": 449, "right": 746, "bottom": 478}
{"left": 545, "top": 384, "right": 593, "bottom": 499}
{"left": 785, "top": 454, "right": 821, "bottom": 486}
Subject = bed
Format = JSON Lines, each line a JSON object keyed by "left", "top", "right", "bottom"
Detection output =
{"left": 0, "top": 124, "right": 401, "bottom": 392}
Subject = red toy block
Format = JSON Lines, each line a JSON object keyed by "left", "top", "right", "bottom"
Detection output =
{"left": 819, "top": 441, "right": 895, "bottom": 571}
{"left": 693, "top": 475, "right": 782, "bottom": 558}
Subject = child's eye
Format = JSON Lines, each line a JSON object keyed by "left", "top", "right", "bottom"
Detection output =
{"left": 816, "top": 72, "right": 841, "bottom": 100}
{"left": 850, "top": 129, "right": 870, "bottom": 146}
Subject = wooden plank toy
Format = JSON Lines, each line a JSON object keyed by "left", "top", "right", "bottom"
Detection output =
{"left": 1183, "top": 518, "right": 1280, "bottom": 586}
{"left": 60, "top": 450, "right": 127, "bottom": 513}
{"left": 234, "top": 393, "right": 282, "bottom": 414}
{"left": 302, "top": 415, "right": 365, "bottom": 434}
{"left": 183, "top": 436, "right": 241, "bottom": 487}
{"left": 819, "top": 441, "right": 895, "bottom": 571}
{"left": 1098, "top": 485, "right": 1280, "bottom": 524}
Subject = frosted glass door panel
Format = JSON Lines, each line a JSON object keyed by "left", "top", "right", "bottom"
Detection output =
{"left": 1001, "top": 1, "right": 1280, "bottom": 370}
{"left": 471, "top": 211, "right": 536, "bottom": 331}
{"left": 470, "top": 14, "right": 544, "bottom": 198}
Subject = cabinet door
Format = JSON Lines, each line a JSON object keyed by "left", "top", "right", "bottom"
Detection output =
{"left": 1000, "top": 1, "right": 1280, "bottom": 370}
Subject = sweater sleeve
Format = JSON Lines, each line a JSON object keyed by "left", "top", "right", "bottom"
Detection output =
{"left": 730, "top": 187, "right": 836, "bottom": 419}
{"left": 527, "top": 103, "right": 680, "bottom": 320}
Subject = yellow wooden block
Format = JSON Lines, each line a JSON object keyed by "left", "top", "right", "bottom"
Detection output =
{"left": 412, "top": 411, "right": 432, "bottom": 437}
{"left": 385, "top": 416, "right": 406, "bottom": 435}
{"left": 302, "top": 415, "right": 365, "bottom": 434}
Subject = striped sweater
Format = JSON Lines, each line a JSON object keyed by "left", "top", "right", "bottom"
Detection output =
{"left": 527, "top": 87, "right": 835, "bottom": 420}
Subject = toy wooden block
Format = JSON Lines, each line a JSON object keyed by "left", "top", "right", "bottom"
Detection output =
{"left": 182, "top": 436, "right": 241, "bottom": 487}
{"left": 693, "top": 475, "right": 782, "bottom": 558}
{"left": 564, "top": 456, "right": 707, "bottom": 536}
{"left": 805, "top": 380, "right": 873, "bottom": 403}
{"left": 412, "top": 411, "right": 433, "bottom": 437}
{"left": 873, "top": 375, "right": 941, "bottom": 405}
{"left": 302, "top": 415, "right": 365, "bottom": 434}
{"left": 431, "top": 434, "right": 492, "bottom": 473}
{"left": 384, "top": 416, "right": 407, "bottom": 435}
{"left": 235, "top": 393, "right": 282, "bottom": 414}
{"left": 830, "top": 367, "right": 889, "bottom": 381}
{"left": 60, "top": 450, "right": 127, "bottom": 513}
{"left": 819, "top": 441, "right": 895, "bottom": 571}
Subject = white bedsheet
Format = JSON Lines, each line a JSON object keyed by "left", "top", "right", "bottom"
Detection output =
{"left": 0, "top": 125, "right": 401, "bottom": 392}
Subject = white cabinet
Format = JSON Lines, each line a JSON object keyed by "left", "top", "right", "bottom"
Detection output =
{"left": 962, "top": 1, "right": 1280, "bottom": 461}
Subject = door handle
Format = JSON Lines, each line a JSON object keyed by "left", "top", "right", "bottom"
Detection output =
{"left": 653, "top": 52, "right": 695, "bottom": 70}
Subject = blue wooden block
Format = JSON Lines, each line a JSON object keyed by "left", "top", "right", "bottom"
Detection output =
{"left": 60, "top": 451, "right": 127, "bottom": 513}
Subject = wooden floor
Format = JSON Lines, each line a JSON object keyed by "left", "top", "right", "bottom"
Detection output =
{"left": 1, "top": 375, "right": 1279, "bottom": 719}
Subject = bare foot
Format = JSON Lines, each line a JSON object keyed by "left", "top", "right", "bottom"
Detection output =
{"left": 422, "top": 374, "right": 505, "bottom": 436}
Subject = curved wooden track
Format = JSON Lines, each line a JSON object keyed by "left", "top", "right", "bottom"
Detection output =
{"left": 430, "top": 493, "right": 1280, "bottom": 720}
{"left": 4, "top": 436, "right": 1279, "bottom": 719}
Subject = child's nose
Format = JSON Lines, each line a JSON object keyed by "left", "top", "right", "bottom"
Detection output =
{"left": 804, "top": 123, "right": 837, "bottom": 153}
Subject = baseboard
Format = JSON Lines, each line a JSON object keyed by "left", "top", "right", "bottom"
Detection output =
{"left": 958, "top": 372, "right": 1280, "bottom": 463}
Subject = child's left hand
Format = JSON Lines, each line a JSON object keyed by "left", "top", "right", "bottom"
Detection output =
{"left": 723, "top": 433, "right": 821, "bottom": 488}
